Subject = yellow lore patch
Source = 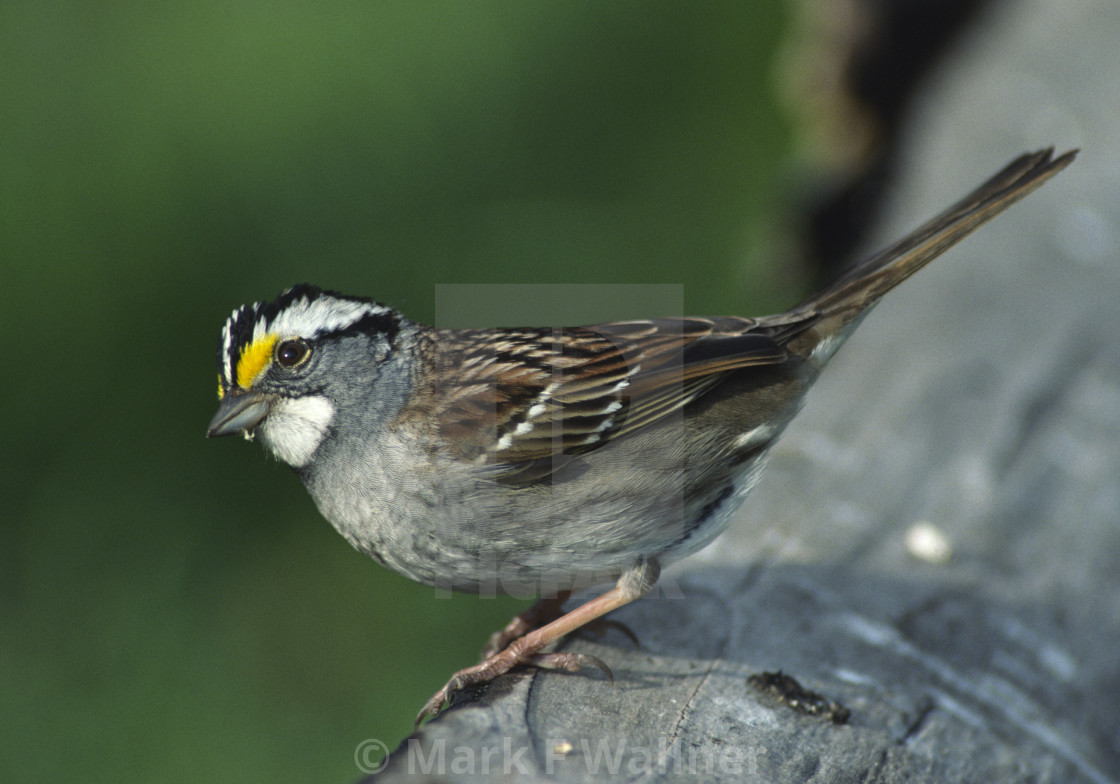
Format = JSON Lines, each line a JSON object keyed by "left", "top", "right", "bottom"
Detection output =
{"left": 236, "top": 333, "right": 278, "bottom": 391}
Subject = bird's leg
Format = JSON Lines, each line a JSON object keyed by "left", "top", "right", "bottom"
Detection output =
{"left": 417, "top": 558, "right": 660, "bottom": 725}
{"left": 481, "top": 591, "right": 572, "bottom": 661}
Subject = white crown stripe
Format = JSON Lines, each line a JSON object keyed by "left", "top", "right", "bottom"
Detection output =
{"left": 221, "top": 305, "right": 246, "bottom": 387}
{"left": 259, "top": 296, "right": 392, "bottom": 342}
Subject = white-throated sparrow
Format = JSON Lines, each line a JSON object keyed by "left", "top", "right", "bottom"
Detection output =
{"left": 208, "top": 148, "right": 1074, "bottom": 723}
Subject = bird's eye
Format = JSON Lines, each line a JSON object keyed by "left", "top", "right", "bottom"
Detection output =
{"left": 276, "top": 339, "right": 310, "bottom": 368}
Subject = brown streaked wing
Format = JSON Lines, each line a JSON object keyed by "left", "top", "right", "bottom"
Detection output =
{"left": 592, "top": 318, "right": 790, "bottom": 440}
{"left": 418, "top": 318, "right": 791, "bottom": 472}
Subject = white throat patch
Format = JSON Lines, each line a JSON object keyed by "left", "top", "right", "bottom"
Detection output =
{"left": 258, "top": 395, "right": 335, "bottom": 468}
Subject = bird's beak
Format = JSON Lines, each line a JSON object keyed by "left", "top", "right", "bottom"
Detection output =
{"left": 207, "top": 392, "right": 271, "bottom": 438}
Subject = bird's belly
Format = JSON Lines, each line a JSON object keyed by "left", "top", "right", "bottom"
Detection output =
{"left": 316, "top": 439, "right": 773, "bottom": 596}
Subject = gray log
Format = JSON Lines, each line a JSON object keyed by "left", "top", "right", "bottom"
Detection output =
{"left": 373, "top": 1, "right": 1120, "bottom": 780}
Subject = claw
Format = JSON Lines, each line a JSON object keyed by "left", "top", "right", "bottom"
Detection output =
{"left": 415, "top": 649, "right": 617, "bottom": 726}
{"left": 416, "top": 686, "right": 452, "bottom": 726}
{"left": 529, "top": 651, "right": 614, "bottom": 682}
{"left": 415, "top": 648, "right": 530, "bottom": 727}
{"left": 584, "top": 618, "right": 640, "bottom": 649}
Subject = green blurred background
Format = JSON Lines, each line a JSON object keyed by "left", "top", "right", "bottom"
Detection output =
{"left": 2, "top": 2, "right": 803, "bottom": 780}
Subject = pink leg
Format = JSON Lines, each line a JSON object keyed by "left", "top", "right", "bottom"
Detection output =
{"left": 417, "top": 558, "right": 659, "bottom": 725}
